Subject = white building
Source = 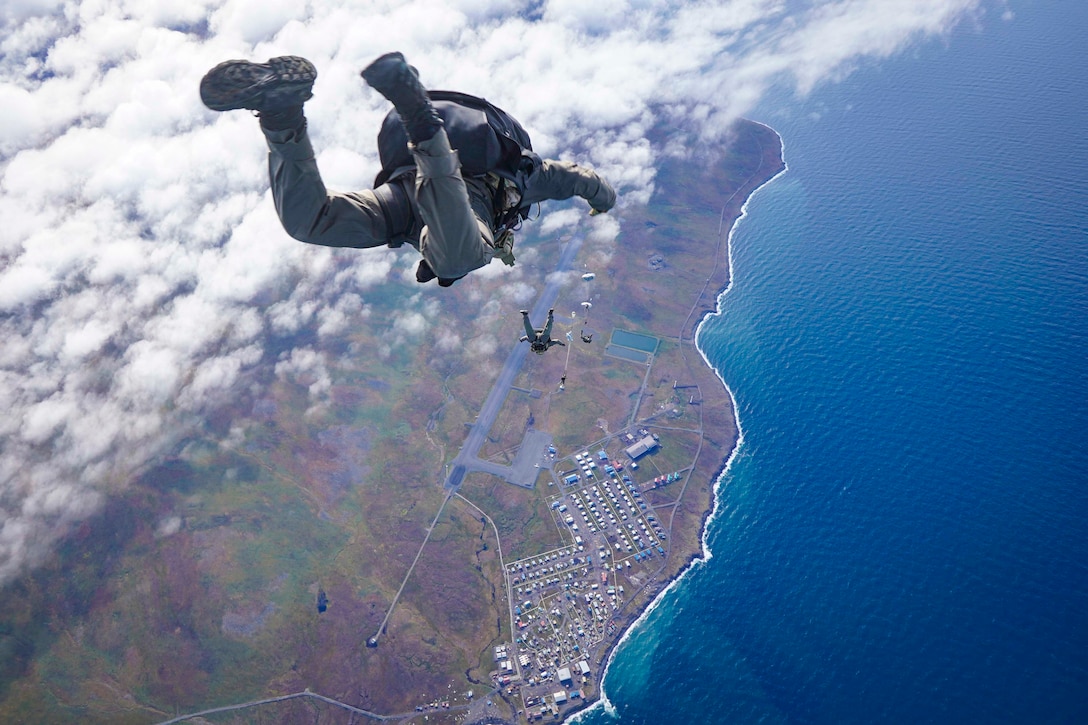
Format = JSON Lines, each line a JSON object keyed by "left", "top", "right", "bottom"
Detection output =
{"left": 624, "top": 435, "right": 659, "bottom": 460}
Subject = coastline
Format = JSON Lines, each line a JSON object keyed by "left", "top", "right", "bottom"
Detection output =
{"left": 11, "top": 8, "right": 1087, "bottom": 720}
{"left": 565, "top": 120, "right": 786, "bottom": 724}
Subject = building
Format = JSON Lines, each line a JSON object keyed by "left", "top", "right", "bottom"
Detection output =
{"left": 557, "top": 667, "right": 572, "bottom": 685}
{"left": 553, "top": 691, "right": 568, "bottom": 705}
{"left": 577, "top": 660, "right": 590, "bottom": 676}
{"left": 624, "top": 435, "right": 659, "bottom": 460}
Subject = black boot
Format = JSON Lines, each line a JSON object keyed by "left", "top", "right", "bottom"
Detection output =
{"left": 200, "top": 56, "right": 315, "bottom": 133}
{"left": 360, "top": 52, "right": 442, "bottom": 144}
{"left": 200, "top": 56, "right": 316, "bottom": 114}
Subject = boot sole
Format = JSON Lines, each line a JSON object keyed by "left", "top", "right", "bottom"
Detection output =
{"left": 200, "top": 56, "right": 316, "bottom": 112}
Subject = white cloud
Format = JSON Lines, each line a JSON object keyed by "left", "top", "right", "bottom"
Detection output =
{"left": 435, "top": 328, "right": 463, "bottom": 353}
{"left": 389, "top": 296, "right": 440, "bottom": 346}
{"left": 345, "top": 248, "right": 398, "bottom": 289}
{"left": 1, "top": 0, "right": 64, "bottom": 27}
{"left": 275, "top": 346, "right": 332, "bottom": 400}
{"left": 117, "top": 340, "right": 184, "bottom": 407}
{"left": 0, "top": 0, "right": 988, "bottom": 584}
{"left": 540, "top": 208, "right": 583, "bottom": 235}
{"left": 179, "top": 344, "right": 263, "bottom": 408}
{"left": 210, "top": 0, "right": 308, "bottom": 45}
{"left": 21, "top": 395, "right": 74, "bottom": 444}
{"left": 587, "top": 213, "right": 621, "bottom": 245}
{"left": 466, "top": 334, "right": 498, "bottom": 360}
{"left": 394, "top": 311, "right": 427, "bottom": 336}
{"left": 316, "top": 292, "right": 365, "bottom": 338}
{"left": 155, "top": 515, "right": 183, "bottom": 538}
{"left": 499, "top": 281, "right": 536, "bottom": 306}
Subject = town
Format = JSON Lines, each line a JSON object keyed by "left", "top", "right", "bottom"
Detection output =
{"left": 491, "top": 430, "right": 685, "bottom": 721}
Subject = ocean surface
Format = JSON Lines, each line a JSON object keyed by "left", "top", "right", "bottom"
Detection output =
{"left": 577, "top": 4, "right": 1088, "bottom": 724}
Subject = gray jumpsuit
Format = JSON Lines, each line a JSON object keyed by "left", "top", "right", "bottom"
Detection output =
{"left": 263, "top": 122, "right": 616, "bottom": 283}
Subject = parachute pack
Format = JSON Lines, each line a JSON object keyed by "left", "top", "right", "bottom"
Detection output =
{"left": 374, "top": 91, "right": 536, "bottom": 184}
{"left": 374, "top": 91, "right": 540, "bottom": 239}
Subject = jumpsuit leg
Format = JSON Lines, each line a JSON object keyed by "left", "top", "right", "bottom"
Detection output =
{"left": 264, "top": 124, "right": 402, "bottom": 249}
{"left": 543, "top": 309, "right": 555, "bottom": 339}
{"left": 521, "top": 311, "right": 536, "bottom": 339}
{"left": 411, "top": 129, "right": 496, "bottom": 280}
{"left": 518, "top": 158, "right": 617, "bottom": 212}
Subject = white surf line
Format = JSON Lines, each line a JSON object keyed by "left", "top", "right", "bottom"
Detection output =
{"left": 570, "top": 125, "right": 788, "bottom": 724}
{"left": 694, "top": 121, "right": 787, "bottom": 565}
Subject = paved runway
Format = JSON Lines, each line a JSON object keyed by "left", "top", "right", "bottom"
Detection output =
{"left": 444, "top": 233, "right": 584, "bottom": 491}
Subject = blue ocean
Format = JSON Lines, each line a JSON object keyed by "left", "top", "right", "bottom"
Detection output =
{"left": 578, "top": 4, "right": 1088, "bottom": 724}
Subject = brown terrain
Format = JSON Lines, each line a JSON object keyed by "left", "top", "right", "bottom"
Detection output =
{"left": 0, "top": 119, "right": 783, "bottom": 724}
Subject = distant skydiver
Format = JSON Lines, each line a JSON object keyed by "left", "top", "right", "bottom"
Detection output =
{"left": 520, "top": 309, "right": 566, "bottom": 354}
{"left": 200, "top": 55, "right": 617, "bottom": 287}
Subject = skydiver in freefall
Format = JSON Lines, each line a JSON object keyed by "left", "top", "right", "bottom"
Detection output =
{"left": 520, "top": 309, "right": 565, "bottom": 354}
{"left": 199, "top": 54, "right": 617, "bottom": 287}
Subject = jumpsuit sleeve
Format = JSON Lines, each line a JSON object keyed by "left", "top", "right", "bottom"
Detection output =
{"left": 519, "top": 158, "right": 617, "bottom": 213}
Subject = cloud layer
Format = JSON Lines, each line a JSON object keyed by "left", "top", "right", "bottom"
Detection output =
{"left": 0, "top": 0, "right": 988, "bottom": 583}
